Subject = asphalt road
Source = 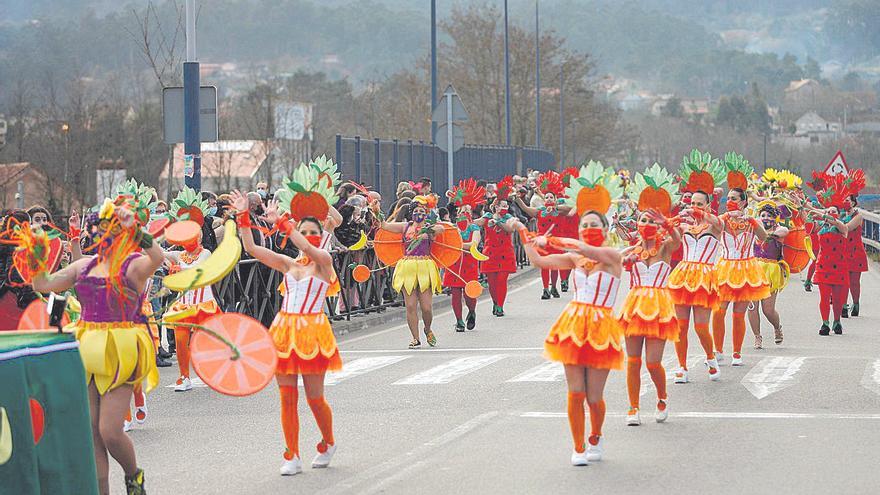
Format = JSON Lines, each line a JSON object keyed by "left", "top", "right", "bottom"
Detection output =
{"left": 112, "top": 267, "right": 880, "bottom": 494}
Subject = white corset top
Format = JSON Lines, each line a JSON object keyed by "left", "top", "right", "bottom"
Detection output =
{"left": 629, "top": 261, "right": 671, "bottom": 288}
{"left": 720, "top": 230, "right": 757, "bottom": 260}
{"left": 571, "top": 269, "right": 620, "bottom": 308}
{"left": 681, "top": 233, "right": 719, "bottom": 264}
{"left": 280, "top": 274, "right": 329, "bottom": 314}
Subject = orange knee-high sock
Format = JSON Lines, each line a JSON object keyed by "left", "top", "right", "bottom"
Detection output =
{"left": 125, "top": 408, "right": 132, "bottom": 422}
{"left": 646, "top": 362, "right": 667, "bottom": 401}
{"left": 674, "top": 319, "right": 689, "bottom": 369}
{"left": 306, "top": 396, "right": 335, "bottom": 446}
{"left": 174, "top": 328, "right": 191, "bottom": 378}
{"left": 711, "top": 309, "right": 726, "bottom": 353}
{"left": 694, "top": 322, "right": 715, "bottom": 360}
{"left": 732, "top": 312, "right": 746, "bottom": 355}
{"left": 626, "top": 356, "right": 642, "bottom": 409}
{"left": 588, "top": 399, "right": 606, "bottom": 438}
{"left": 280, "top": 385, "right": 300, "bottom": 460}
{"left": 567, "top": 392, "right": 586, "bottom": 453}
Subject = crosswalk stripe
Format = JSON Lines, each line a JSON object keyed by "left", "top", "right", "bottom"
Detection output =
{"left": 507, "top": 361, "right": 563, "bottom": 382}
{"left": 394, "top": 355, "right": 507, "bottom": 385}
{"left": 741, "top": 356, "right": 806, "bottom": 399}
{"left": 860, "top": 359, "right": 880, "bottom": 395}
{"left": 326, "top": 356, "right": 411, "bottom": 385}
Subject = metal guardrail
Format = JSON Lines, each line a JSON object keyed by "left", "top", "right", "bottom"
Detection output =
{"left": 860, "top": 209, "right": 880, "bottom": 252}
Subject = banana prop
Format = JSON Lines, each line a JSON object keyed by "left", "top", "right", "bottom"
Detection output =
{"left": 349, "top": 231, "right": 368, "bottom": 251}
{"left": 163, "top": 220, "right": 242, "bottom": 292}
{"left": 469, "top": 243, "right": 489, "bottom": 261}
{"left": 0, "top": 407, "right": 11, "bottom": 465}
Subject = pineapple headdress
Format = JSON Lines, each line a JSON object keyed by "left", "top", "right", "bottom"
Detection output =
{"left": 723, "top": 152, "right": 754, "bottom": 191}
{"left": 536, "top": 170, "right": 566, "bottom": 197}
{"left": 678, "top": 148, "right": 726, "bottom": 194}
{"left": 563, "top": 160, "right": 624, "bottom": 216}
{"left": 630, "top": 163, "right": 680, "bottom": 216}
{"left": 276, "top": 159, "right": 340, "bottom": 221}
{"left": 446, "top": 178, "right": 487, "bottom": 208}
{"left": 814, "top": 169, "right": 866, "bottom": 209}
{"left": 170, "top": 186, "right": 210, "bottom": 226}
{"left": 761, "top": 168, "right": 802, "bottom": 191}
{"left": 116, "top": 178, "right": 158, "bottom": 225}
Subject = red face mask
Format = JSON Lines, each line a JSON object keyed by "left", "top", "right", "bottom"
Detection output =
{"left": 183, "top": 239, "right": 199, "bottom": 253}
{"left": 456, "top": 218, "right": 469, "bottom": 231}
{"left": 580, "top": 227, "right": 606, "bottom": 247}
{"left": 726, "top": 200, "right": 740, "bottom": 211}
{"left": 638, "top": 224, "right": 659, "bottom": 239}
{"left": 305, "top": 234, "right": 322, "bottom": 248}
{"left": 497, "top": 208, "right": 509, "bottom": 216}
{"left": 682, "top": 196, "right": 692, "bottom": 205}
{"left": 544, "top": 200, "right": 556, "bottom": 209}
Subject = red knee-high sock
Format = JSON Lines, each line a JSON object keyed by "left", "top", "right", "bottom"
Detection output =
{"left": 567, "top": 392, "right": 586, "bottom": 453}
{"left": 849, "top": 272, "right": 861, "bottom": 303}
{"left": 732, "top": 312, "right": 746, "bottom": 355}
{"left": 451, "top": 287, "right": 464, "bottom": 320}
{"left": 541, "top": 269, "right": 550, "bottom": 288}
{"left": 280, "top": 385, "right": 299, "bottom": 460}
{"left": 495, "top": 272, "right": 509, "bottom": 307}
{"left": 486, "top": 273, "right": 498, "bottom": 305}
{"left": 646, "top": 362, "right": 667, "bottom": 401}
{"left": 819, "top": 283, "right": 832, "bottom": 321}
{"left": 674, "top": 319, "right": 689, "bottom": 369}
{"left": 626, "top": 356, "right": 642, "bottom": 409}
{"left": 551, "top": 270, "right": 559, "bottom": 286}
{"left": 694, "top": 322, "right": 715, "bottom": 360}
{"left": 588, "top": 400, "right": 606, "bottom": 439}
{"left": 306, "top": 396, "right": 335, "bottom": 446}
{"left": 174, "top": 328, "right": 191, "bottom": 378}
{"left": 807, "top": 261, "right": 816, "bottom": 282}
{"left": 711, "top": 309, "right": 726, "bottom": 353}
{"left": 832, "top": 284, "right": 847, "bottom": 320}
{"left": 560, "top": 269, "right": 571, "bottom": 282}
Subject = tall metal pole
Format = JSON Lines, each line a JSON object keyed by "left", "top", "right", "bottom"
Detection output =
{"left": 446, "top": 88, "right": 454, "bottom": 188}
{"left": 504, "top": 0, "right": 511, "bottom": 146}
{"left": 763, "top": 132, "right": 768, "bottom": 172}
{"left": 559, "top": 64, "right": 564, "bottom": 166}
{"left": 183, "top": 0, "right": 201, "bottom": 191}
{"left": 431, "top": 0, "right": 438, "bottom": 143}
{"left": 535, "top": 1, "right": 541, "bottom": 148}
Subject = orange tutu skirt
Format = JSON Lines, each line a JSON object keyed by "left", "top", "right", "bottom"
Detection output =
{"left": 715, "top": 258, "right": 770, "bottom": 302}
{"left": 619, "top": 287, "right": 679, "bottom": 341}
{"left": 668, "top": 261, "right": 718, "bottom": 309}
{"left": 544, "top": 302, "right": 624, "bottom": 370}
{"left": 166, "top": 300, "right": 220, "bottom": 327}
{"left": 270, "top": 312, "right": 342, "bottom": 375}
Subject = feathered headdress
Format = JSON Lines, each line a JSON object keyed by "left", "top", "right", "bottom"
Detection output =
{"left": 446, "top": 178, "right": 487, "bottom": 208}
{"left": 170, "top": 187, "right": 210, "bottom": 226}
{"left": 679, "top": 148, "right": 726, "bottom": 194}
{"left": 80, "top": 195, "right": 149, "bottom": 296}
{"left": 761, "top": 168, "right": 802, "bottom": 191}
{"left": 116, "top": 178, "right": 158, "bottom": 225}
{"left": 276, "top": 159, "right": 341, "bottom": 221}
{"left": 630, "top": 163, "right": 680, "bottom": 216}
{"left": 536, "top": 170, "right": 565, "bottom": 197}
{"left": 561, "top": 166, "right": 580, "bottom": 187}
{"left": 723, "top": 152, "right": 754, "bottom": 191}
{"left": 495, "top": 176, "right": 515, "bottom": 199}
{"left": 814, "top": 169, "right": 866, "bottom": 208}
{"left": 563, "top": 160, "right": 624, "bottom": 215}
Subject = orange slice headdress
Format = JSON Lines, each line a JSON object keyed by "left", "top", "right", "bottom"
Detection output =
{"left": 563, "top": 160, "right": 624, "bottom": 216}
{"left": 630, "top": 163, "right": 680, "bottom": 216}
{"left": 723, "top": 152, "right": 754, "bottom": 191}
{"left": 678, "top": 148, "right": 726, "bottom": 195}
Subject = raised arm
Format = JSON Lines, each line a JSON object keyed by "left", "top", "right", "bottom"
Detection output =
{"left": 462, "top": 229, "right": 481, "bottom": 249}
{"left": 513, "top": 196, "right": 539, "bottom": 218}
{"left": 523, "top": 240, "right": 577, "bottom": 270}
{"left": 32, "top": 257, "right": 90, "bottom": 294}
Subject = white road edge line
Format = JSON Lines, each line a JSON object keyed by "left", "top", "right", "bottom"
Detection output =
{"left": 342, "top": 346, "right": 544, "bottom": 354}
{"left": 519, "top": 411, "right": 880, "bottom": 420}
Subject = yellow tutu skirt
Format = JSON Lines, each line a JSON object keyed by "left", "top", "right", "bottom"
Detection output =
{"left": 270, "top": 312, "right": 342, "bottom": 375}
{"left": 71, "top": 320, "right": 159, "bottom": 395}
{"left": 392, "top": 256, "right": 441, "bottom": 295}
{"left": 544, "top": 302, "right": 624, "bottom": 370}
{"left": 759, "top": 259, "right": 790, "bottom": 293}
{"left": 668, "top": 261, "right": 719, "bottom": 309}
{"left": 715, "top": 258, "right": 771, "bottom": 302}
{"left": 619, "top": 287, "right": 680, "bottom": 341}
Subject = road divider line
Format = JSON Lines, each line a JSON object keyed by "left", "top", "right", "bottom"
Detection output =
{"left": 394, "top": 354, "right": 507, "bottom": 385}
{"left": 741, "top": 356, "right": 806, "bottom": 399}
{"left": 341, "top": 346, "right": 544, "bottom": 355}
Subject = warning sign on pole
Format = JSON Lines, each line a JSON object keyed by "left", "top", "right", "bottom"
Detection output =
{"left": 823, "top": 151, "right": 849, "bottom": 176}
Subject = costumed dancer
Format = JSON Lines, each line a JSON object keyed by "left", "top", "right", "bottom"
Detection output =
{"left": 231, "top": 165, "right": 341, "bottom": 476}
{"left": 444, "top": 179, "right": 486, "bottom": 331}
{"left": 523, "top": 161, "right": 624, "bottom": 466}
{"left": 667, "top": 149, "right": 726, "bottom": 383}
{"left": 31, "top": 195, "right": 162, "bottom": 494}
{"left": 475, "top": 183, "right": 523, "bottom": 317}
{"left": 164, "top": 187, "right": 221, "bottom": 392}
{"left": 842, "top": 192, "right": 867, "bottom": 318}
{"left": 711, "top": 153, "right": 771, "bottom": 367}
{"left": 618, "top": 164, "right": 682, "bottom": 426}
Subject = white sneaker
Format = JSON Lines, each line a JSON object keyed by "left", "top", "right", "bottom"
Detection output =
{"left": 673, "top": 368, "right": 689, "bottom": 384}
{"left": 123, "top": 419, "right": 133, "bottom": 432}
{"left": 655, "top": 400, "right": 668, "bottom": 423}
{"left": 311, "top": 442, "right": 337, "bottom": 468}
{"left": 570, "top": 450, "right": 589, "bottom": 466}
{"left": 731, "top": 353, "right": 744, "bottom": 366}
{"left": 586, "top": 436, "right": 604, "bottom": 462}
{"left": 715, "top": 352, "right": 726, "bottom": 366}
{"left": 706, "top": 358, "right": 720, "bottom": 381}
{"left": 626, "top": 408, "right": 641, "bottom": 426}
{"left": 174, "top": 376, "right": 192, "bottom": 392}
{"left": 280, "top": 456, "right": 303, "bottom": 476}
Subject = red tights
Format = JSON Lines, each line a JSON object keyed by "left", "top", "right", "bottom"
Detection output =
{"left": 541, "top": 269, "right": 558, "bottom": 288}
{"left": 849, "top": 272, "right": 861, "bottom": 304}
{"left": 819, "top": 283, "right": 847, "bottom": 321}
{"left": 807, "top": 261, "right": 816, "bottom": 282}
{"left": 450, "top": 287, "right": 477, "bottom": 321}
{"left": 486, "top": 272, "right": 510, "bottom": 307}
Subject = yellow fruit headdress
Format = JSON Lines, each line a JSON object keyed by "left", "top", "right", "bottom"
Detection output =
{"left": 761, "top": 168, "right": 802, "bottom": 191}
{"left": 563, "top": 160, "right": 624, "bottom": 216}
{"left": 630, "top": 163, "right": 680, "bottom": 216}
{"left": 678, "top": 148, "right": 726, "bottom": 194}
{"left": 276, "top": 157, "right": 341, "bottom": 221}
{"left": 723, "top": 152, "right": 754, "bottom": 191}
{"left": 170, "top": 187, "right": 210, "bottom": 226}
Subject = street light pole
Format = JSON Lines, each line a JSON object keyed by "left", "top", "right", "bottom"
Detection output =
{"left": 183, "top": 0, "right": 201, "bottom": 191}
{"left": 535, "top": 0, "right": 541, "bottom": 148}
{"left": 559, "top": 64, "right": 564, "bottom": 167}
{"left": 431, "top": 0, "right": 438, "bottom": 143}
{"left": 504, "top": 0, "right": 511, "bottom": 146}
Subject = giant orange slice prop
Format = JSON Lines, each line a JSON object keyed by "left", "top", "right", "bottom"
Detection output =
{"left": 190, "top": 313, "right": 277, "bottom": 397}
{"left": 17, "top": 300, "right": 70, "bottom": 330}
{"left": 164, "top": 220, "right": 201, "bottom": 246}
{"left": 430, "top": 222, "right": 463, "bottom": 268}
{"left": 373, "top": 228, "right": 404, "bottom": 266}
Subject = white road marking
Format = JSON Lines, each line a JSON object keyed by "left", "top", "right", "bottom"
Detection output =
{"left": 164, "top": 376, "right": 207, "bottom": 389}
{"left": 520, "top": 411, "right": 880, "bottom": 420}
{"left": 507, "top": 361, "right": 564, "bottom": 382}
{"left": 741, "top": 356, "right": 806, "bottom": 399}
{"left": 325, "top": 355, "right": 410, "bottom": 385}
{"left": 860, "top": 358, "right": 880, "bottom": 395}
{"left": 394, "top": 354, "right": 507, "bottom": 385}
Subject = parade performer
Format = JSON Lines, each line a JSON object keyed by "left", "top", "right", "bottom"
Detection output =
{"left": 523, "top": 161, "right": 624, "bottom": 466}
{"left": 668, "top": 149, "right": 726, "bottom": 383}
{"left": 444, "top": 179, "right": 486, "bottom": 331}
{"left": 231, "top": 165, "right": 341, "bottom": 476}
{"left": 710, "top": 153, "right": 771, "bottom": 367}
{"left": 164, "top": 187, "right": 221, "bottom": 392}
{"left": 475, "top": 186, "right": 523, "bottom": 317}
{"left": 31, "top": 194, "right": 163, "bottom": 494}
{"left": 842, "top": 194, "right": 867, "bottom": 318}
{"left": 618, "top": 164, "right": 682, "bottom": 425}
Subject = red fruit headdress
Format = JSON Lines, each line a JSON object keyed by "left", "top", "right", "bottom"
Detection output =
{"left": 495, "top": 175, "right": 515, "bottom": 199}
{"left": 561, "top": 166, "right": 580, "bottom": 187}
{"left": 814, "top": 169, "right": 866, "bottom": 208}
{"left": 446, "top": 178, "right": 487, "bottom": 208}
{"left": 536, "top": 170, "right": 565, "bottom": 197}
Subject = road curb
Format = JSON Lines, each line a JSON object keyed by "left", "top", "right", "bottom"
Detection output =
{"left": 331, "top": 266, "right": 538, "bottom": 337}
